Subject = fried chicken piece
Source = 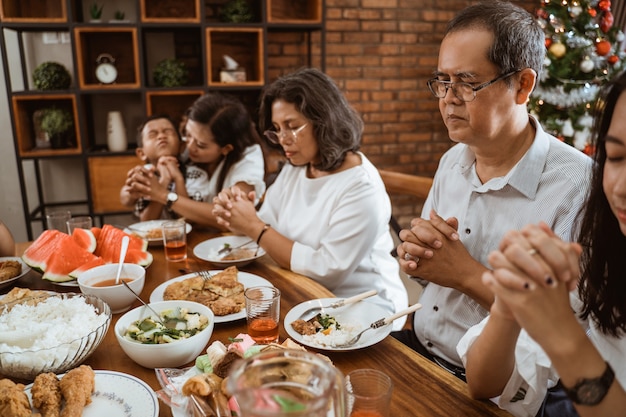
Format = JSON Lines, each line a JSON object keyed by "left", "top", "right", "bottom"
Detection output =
{"left": 209, "top": 296, "right": 244, "bottom": 316}
{"left": 31, "top": 372, "right": 62, "bottom": 417}
{"left": 0, "top": 378, "right": 31, "bottom": 417}
{"left": 59, "top": 365, "right": 95, "bottom": 417}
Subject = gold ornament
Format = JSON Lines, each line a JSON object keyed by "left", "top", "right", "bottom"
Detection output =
{"left": 549, "top": 42, "right": 566, "bottom": 58}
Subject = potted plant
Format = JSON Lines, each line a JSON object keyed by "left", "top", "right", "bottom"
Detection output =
{"left": 219, "top": 0, "right": 254, "bottom": 23}
{"left": 90, "top": 2, "right": 103, "bottom": 22}
{"left": 40, "top": 107, "right": 75, "bottom": 149}
{"left": 32, "top": 62, "right": 71, "bottom": 90}
{"left": 153, "top": 59, "right": 188, "bottom": 87}
{"left": 111, "top": 10, "right": 128, "bottom": 23}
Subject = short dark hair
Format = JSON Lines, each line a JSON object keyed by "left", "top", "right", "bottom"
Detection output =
{"left": 186, "top": 93, "right": 262, "bottom": 191}
{"left": 259, "top": 67, "right": 363, "bottom": 172}
{"left": 136, "top": 114, "right": 180, "bottom": 147}
{"left": 446, "top": 1, "right": 544, "bottom": 86}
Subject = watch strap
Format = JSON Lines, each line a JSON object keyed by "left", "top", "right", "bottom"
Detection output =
{"left": 563, "top": 361, "right": 615, "bottom": 406}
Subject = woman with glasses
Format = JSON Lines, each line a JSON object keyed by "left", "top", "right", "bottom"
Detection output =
{"left": 213, "top": 67, "right": 409, "bottom": 329}
{"left": 123, "top": 93, "right": 265, "bottom": 229}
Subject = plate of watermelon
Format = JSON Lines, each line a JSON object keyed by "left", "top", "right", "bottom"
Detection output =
{"left": 22, "top": 225, "right": 153, "bottom": 285}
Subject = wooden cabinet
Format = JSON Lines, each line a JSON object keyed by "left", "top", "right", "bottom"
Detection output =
{"left": 0, "top": 0, "right": 325, "bottom": 239}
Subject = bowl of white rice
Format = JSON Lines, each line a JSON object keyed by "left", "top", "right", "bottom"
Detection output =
{"left": 0, "top": 292, "right": 111, "bottom": 381}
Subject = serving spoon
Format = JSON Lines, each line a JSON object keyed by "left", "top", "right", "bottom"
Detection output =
{"left": 117, "top": 236, "right": 164, "bottom": 324}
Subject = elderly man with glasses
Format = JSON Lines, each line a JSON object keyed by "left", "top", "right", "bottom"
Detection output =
{"left": 393, "top": 1, "right": 593, "bottom": 384}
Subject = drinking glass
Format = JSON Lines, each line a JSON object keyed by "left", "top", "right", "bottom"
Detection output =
{"left": 346, "top": 369, "right": 393, "bottom": 417}
{"left": 244, "top": 286, "right": 280, "bottom": 344}
{"left": 162, "top": 220, "right": 187, "bottom": 262}
{"left": 67, "top": 215, "right": 92, "bottom": 234}
{"left": 45, "top": 210, "right": 71, "bottom": 232}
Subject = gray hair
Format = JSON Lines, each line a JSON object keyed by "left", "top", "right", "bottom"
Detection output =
{"left": 446, "top": 1, "right": 544, "bottom": 85}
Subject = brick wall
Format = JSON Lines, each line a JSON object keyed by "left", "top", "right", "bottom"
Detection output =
{"left": 267, "top": 0, "right": 536, "bottom": 227}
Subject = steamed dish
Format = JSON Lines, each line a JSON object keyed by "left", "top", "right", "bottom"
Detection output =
{"left": 123, "top": 307, "right": 209, "bottom": 344}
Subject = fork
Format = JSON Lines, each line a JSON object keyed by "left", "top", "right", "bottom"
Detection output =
{"left": 217, "top": 239, "right": 255, "bottom": 257}
{"left": 196, "top": 269, "right": 214, "bottom": 282}
{"left": 297, "top": 289, "right": 378, "bottom": 322}
{"left": 336, "top": 303, "right": 423, "bottom": 348}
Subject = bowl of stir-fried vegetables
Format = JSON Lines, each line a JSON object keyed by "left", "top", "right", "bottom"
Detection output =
{"left": 115, "top": 300, "right": 214, "bottom": 368}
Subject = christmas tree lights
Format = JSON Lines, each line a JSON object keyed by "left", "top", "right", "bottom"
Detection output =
{"left": 530, "top": 0, "right": 625, "bottom": 154}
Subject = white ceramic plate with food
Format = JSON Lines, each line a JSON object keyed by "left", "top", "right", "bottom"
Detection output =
{"left": 149, "top": 271, "right": 272, "bottom": 323}
{"left": 125, "top": 220, "right": 192, "bottom": 246}
{"left": 24, "top": 370, "right": 159, "bottom": 417}
{"left": 284, "top": 298, "right": 393, "bottom": 351}
{"left": 193, "top": 235, "right": 266, "bottom": 268}
{"left": 0, "top": 257, "right": 32, "bottom": 290}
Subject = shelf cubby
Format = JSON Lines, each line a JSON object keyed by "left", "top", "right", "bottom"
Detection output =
{"left": 146, "top": 90, "right": 204, "bottom": 130}
{"left": 267, "top": 0, "right": 322, "bottom": 24}
{"left": 0, "top": 0, "right": 66, "bottom": 22}
{"left": 206, "top": 27, "right": 264, "bottom": 87}
{"left": 204, "top": 1, "right": 263, "bottom": 24}
{"left": 88, "top": 155, "right": 141, "bottom": 213}
{"left": 140, "top": 0, "right": 200, "bottom": 23}
{"left": 12, "top": 94, "right": 81, "bottom": 157}
{"left": 74, "top": 27, "right": 140, "bottom": 89}
{"left": 143, "top": 28, "right": 204, "bottom": 87}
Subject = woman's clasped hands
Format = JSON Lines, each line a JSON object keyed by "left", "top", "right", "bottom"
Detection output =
{"left": 212, "top": 186, "right": 258, "bottom": 234}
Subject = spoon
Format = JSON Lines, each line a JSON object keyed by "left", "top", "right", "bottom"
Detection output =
{"left": 116, "top": 236, "right": 164, "bottom": 324}
{"left": 115, "top": 235, "right": 129, "bottom": 284}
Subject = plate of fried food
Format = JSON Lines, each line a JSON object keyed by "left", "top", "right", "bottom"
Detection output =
{"left": 125, "top": 220, "right": 192, "bottom": 246}
{"left": 149, "top": 266, "right": 272, "bottom": 323}
{"left": 0, "top": 257, "right": 31, "bottom": 290}
{"left": 13, "top": 366, "right": 159, "bottom": 417}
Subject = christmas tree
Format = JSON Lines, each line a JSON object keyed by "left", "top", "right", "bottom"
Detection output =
{"left": 530, "top": 0, "right": 625, "bottom": 154}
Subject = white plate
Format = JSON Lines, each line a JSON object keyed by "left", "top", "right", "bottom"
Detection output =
{"left": 193, "top": 235, "right": 266, "bottom": 268}
{"left": 0, "top": 257, "right": 32, "bottom": 290}
{"left": 284, "top": 298, "right": 392, "bottom": 351}
{"left": 150, "top": 271, "right": 272, "bottom": 323}
{"left": 25, "top": 370, "right": 159, "bottom": 417}
{"left": 126, "top": 220, "right": 192, "bottom": 246}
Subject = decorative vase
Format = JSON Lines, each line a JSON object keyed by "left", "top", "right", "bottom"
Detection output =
{"left": 107, "top": 111, "right": 127, "bottom": 152}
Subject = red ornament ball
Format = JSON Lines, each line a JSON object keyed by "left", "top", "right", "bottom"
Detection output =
{"left": 601, "top": 11, "right": 614, "bottom": 33}
{"left": 596, "top": 40, "right": 611, "bottom": 56}
{"left": 598, "top": 1, "right": 611, "bottom": 12}
{"left": 608, "top": 55, "right": 619, "bottom": 65}
{"left": 545, "top": 38, "right": 553, "bottom": 48}
{"left": 536, "top": 8, "right": 548, "bottom": 19}
{"left": 588, "top": 8, "right": 597, "bottom": 17}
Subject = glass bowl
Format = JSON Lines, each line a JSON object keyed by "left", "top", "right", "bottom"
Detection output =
{"left": 0, "top": 292, "right": 111, "bottom": 381}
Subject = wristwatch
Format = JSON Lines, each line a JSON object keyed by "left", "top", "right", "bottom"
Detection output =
{"left": 563, "top": 361, "right": 615, "bottom": 405}
{"left": 166, "top": 192, "right": 178, "bottom": 210}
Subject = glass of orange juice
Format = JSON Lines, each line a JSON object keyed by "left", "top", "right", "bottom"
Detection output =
{"left": 346, "top": 369, "right": 393, "bottom": 417}
{"left": 162, "top": 220, "right": 187, "bottom": 262}
{"left": 244, "top": 286, "right": 280, "bottom": 344}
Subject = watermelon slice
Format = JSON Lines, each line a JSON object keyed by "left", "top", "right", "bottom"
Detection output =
{"left": 23, "top": 224, "right": 152, "bottom": 282}
{"left": 22, "top": 230, "right": 66, "bottom": 272}
{"left": 69, "top": 257, "right": 107, "bottom": 279}
{"left": 71, "top": 227, "right": 97, "bottom": 253}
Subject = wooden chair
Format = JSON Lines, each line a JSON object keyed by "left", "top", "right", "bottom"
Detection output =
{"left": 378, "top": 169, "right": 433, "bottom": 241}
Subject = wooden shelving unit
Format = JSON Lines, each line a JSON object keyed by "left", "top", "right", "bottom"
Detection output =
{"left": 0, "top": 0, "right": 325, "bottom": 239}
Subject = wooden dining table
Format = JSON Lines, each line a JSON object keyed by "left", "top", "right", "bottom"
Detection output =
{"left": 6, "top": 228, "right": 511, "bottom": 417}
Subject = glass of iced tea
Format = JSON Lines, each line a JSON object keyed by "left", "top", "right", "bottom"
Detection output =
{"left": 244, "top": 286, "right": 280, "bottom": 344}
{"left": 346, "top": 369, "right": 393, "bottom": 417}
{"left": 162, "top": 220, "right": 187, "bottom": 262}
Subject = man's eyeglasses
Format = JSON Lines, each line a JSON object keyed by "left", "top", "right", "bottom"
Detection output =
{"left": 263, "top": 124, "right": 308, "bottom": 145}
{"left": 427, "top": 70, "right": 521, "bottom": 102}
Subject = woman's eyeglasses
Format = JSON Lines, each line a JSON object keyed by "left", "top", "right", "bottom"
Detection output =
{"left": 263, "top": 124, "right": 308, "bottom": 145}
